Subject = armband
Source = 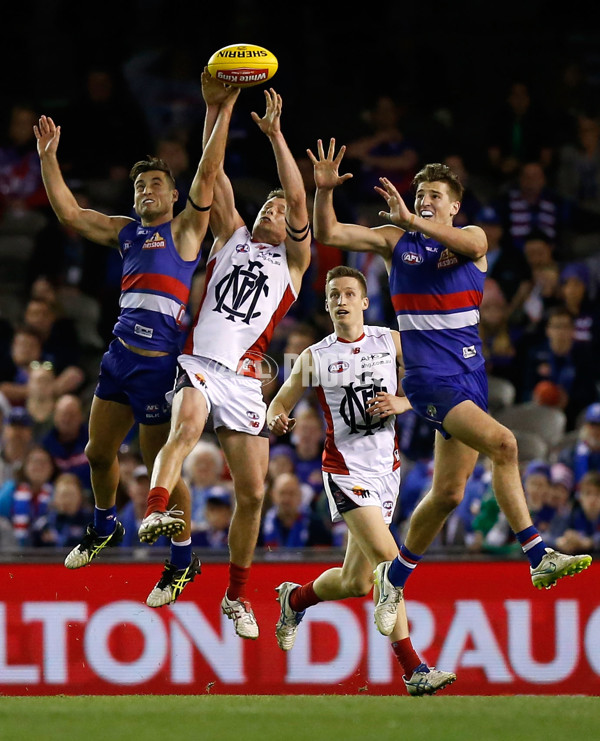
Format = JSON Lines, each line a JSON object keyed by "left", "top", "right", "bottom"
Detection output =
{"left": 187, "top": 195, "right": 211, "bottom": 212}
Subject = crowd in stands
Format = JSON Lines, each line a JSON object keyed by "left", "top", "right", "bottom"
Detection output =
{"left": 1, "top": 46, "right": 600, "bottom": 556}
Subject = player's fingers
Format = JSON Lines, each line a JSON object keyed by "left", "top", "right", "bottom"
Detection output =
{"left": 327, "top": 138, "right": 336, "bottom": 160}
{"left": 317, "top": 139, "right": 325, "bottom": 159}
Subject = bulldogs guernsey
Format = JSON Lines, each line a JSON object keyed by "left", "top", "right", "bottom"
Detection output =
{"left": 311, "top": 326, "right": 401, "bottom": 476}
{"left": 389, "top": 230, "right": 485, "bottom": 377}
{"left": 114, "top": 221, "right": 200, "bottom": 353}
{"left": 184, "top": 226, "right": 297, "bottom": 377}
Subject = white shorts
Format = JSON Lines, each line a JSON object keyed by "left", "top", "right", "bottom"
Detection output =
{"left": 323, "top": 468, "right": 401, "bottom": 524}
{"left": 175, "top": 355, "right": 267, "bottom": 436}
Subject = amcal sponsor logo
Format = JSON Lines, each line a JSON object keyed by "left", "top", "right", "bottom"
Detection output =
{"left": 142, "top": 232, "right": 166, "bottom": 250}
{"left": 401, "top": 252, "right": 423, "bottom": 265}
{"left": 328, "top": 361, "right": 350, "bottom": 373}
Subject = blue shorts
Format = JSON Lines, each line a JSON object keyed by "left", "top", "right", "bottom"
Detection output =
{"left": 94, "top": 339, "right": 177, "bottom": 425}
{"left": 402, "top": 365, "right": 488, "bottom": 439}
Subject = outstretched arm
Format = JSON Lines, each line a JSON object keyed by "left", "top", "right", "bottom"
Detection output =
{"left": 34, "top": 116, "right": 131, "bottom": 247}
{"left": 267, "top": 349, "right": 314, "bottom": 435}
{"left": 376, "top": 176, "right": 488, "bottom": 260}
{"left": 172, "top": 71, "right": 240, "bottom": 260}
{"left": 252, "top": 89, "right": 311, "bottom": 288}
{"left": 200, "top": 72, "right": 244, "bottom": 248}
{"left": 308, "top": 138, "right": 399, "bottom": 269}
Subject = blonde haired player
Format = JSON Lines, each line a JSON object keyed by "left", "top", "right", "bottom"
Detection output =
{"left": 267, "top": 266, "right": 456, "bottom": 696}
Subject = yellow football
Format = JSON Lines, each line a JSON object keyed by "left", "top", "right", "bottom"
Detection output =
{"left": 207, "top": 43, "right": 278, "bottom": 88}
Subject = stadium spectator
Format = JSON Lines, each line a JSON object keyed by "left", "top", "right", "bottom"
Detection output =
{"left": 259, "top": 472, "right": 332, "bottom": 549}
{"left": 555, "top": 470, "right": 600, "bottom": 553}
{"left": 0, "top": 325, "right": 45, "bottom": 407}
{"left": 344, "top": 94, "right": 420, "bottom": 204}
{"left": 544, "top": 463, "right": 577, "bottom": 549}
{"left": 473, "top": 205, "right": 532, "bottom": 314}
{"left": 557, "top": 402, "right": 600, "bottom": 484}
{"left": 0, "top": 444, "right": 56, "bottom": 546}
{"left": 41, "top": 394, "right": 90, "bottom": 493}
{"left": 31, "top": 472, "right": 91, "bottom": 548}
{"left": 288, "top": 406, "right": 326, "bottom": 504}
{"left": 478, "top": 278, "right": 523, "bottom": 389}
{"left": 181, "top": 439, "right": 229, "bottom": 531}
{"left": 25, "top": 360, "right": 58, "bottom": 440}
{"left": 0, "top": 102, "right": 48, "bottom": 230}
{"left": 483, "top": 80, "right": 555, "bottom": 187}
{"left": 559, "top": 262, "right": 600, "bottom": 348}
{"left": 520, "top": 305, "right": 598, "bottom": 427}
{"left": 0, "top": 407, "right": 34, "bottom": 486}
{"left": 495, "top": 161, "right": 570, "bottom": 254}
{"left": 192, "top": 488, "right": 232, "bottom": 550}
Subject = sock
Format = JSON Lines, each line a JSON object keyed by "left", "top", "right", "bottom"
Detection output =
{"left": 388, "top": 544, "right": 423, "bottom": 588}
{"left": 516, "top": 526, "right": 547, "bottom": 568}
{"left": 227, "top": 562, "right": 250, "bottom": 601}
{"left": 170, "top": 538, "right": 192, "bottom": 569}
{"left": 392, "top": 638, "right": 428, "bottom": 677}
{"left": 145, "top": 487, "right": 170, "bottom": 518}
{"left": 289, "top": 581, "right": 323, "bottom": 612}
{"left": 93, "top": 506, "right": 117, "bottom": 536}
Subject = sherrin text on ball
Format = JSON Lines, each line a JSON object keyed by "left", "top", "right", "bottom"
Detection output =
{"left": 207, "top": 44, "right": 278, "bottom": 88}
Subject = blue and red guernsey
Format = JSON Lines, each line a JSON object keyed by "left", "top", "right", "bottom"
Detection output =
{"left": 389, "top": 230, "right": 485, "bottom": 376}
{"left": 113, "top": 221, "right": 200, "bottom": 353}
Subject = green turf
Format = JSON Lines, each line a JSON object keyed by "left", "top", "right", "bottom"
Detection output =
{"left": 2, "top": 695, "right": 597, "bottom": 741}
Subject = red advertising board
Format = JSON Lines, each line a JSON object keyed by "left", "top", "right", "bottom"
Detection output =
{"left": 1, "top": 559, "right": 598, "bottom": 695}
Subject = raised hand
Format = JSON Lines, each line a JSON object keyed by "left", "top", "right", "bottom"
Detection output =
{"left": 375, "top": 176, "right": 414, "bottom": 230}
{"left": 307, "top": 138, "right": 353, "bottom": 190}
{"left": 33, "top": 115, "right": 61, "bottom": 159}
{"left": 251, "top": 88, "right": 282, "bottom": 138}
{"left": 201, "top": 67, "right": 240, "bottom": 107}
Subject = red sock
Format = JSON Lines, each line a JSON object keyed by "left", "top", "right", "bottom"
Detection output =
{"left": 392, "top": 638, "right": 424, "bottom": 677}
{"left": 227, "top": 563, "right": 251, "bottom": 601}
{"left": 289, "top": 581, "right": 323, "bottom": 612}
{"left": 144, "top": 487, "right": 170, "bottom": 518}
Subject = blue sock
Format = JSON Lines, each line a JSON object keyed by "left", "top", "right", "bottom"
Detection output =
{"left": 414, "top": 662, "right": 429, "bottom": 674}
{"left": 170, "top": 538, "right": 192, "bottom": 570}
{"left": 388, "top": 544, "right": 423, "bottom": 587}
{"left": 93, "top": 506, "right": 117, "bottom": 536}
{"left": 516, "top": 526, "right": 547, "bottom": 568}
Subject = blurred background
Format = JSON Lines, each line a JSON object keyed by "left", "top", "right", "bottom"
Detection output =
{"left": 1, "top": 1, "right": 600, "bottom": 559}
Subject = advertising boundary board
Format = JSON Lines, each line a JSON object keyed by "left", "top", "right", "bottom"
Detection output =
{"left": 1, "top": 560, "right": 598, "bottom": 695}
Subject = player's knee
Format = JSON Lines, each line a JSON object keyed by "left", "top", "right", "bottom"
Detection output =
{"left": 431, "top": 483, "right": 464, "bottom": 512}
{"left": 343, "top": 573, "right": 372, "bottom": 598}
{"left": 170, "top": 416, "right": 203, "bottom": 451}
{"left": 490, "top": 427, "right": 518, "bottom": 465}
{"left": 85, "top": 442, "right": 115, "bottom": 471}
{"left": 233, "top": 484, "right": 265, "bottom": 511}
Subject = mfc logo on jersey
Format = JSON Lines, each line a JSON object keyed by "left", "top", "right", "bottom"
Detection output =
{"left": 339, "top": 371, "right": 387, "bottom": 435}
{"left": 213, "top": 260, "right": 269, "bottom": 323}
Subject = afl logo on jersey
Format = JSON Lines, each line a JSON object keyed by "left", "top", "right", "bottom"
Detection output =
{"left": 401, "top": 252, "right": 423, "bottom": 265}
{"left": 236, "top": 243, "right": 250, "bottom": 253}
{"left": 328, "top": 361, "right": 349, "bottom": 373}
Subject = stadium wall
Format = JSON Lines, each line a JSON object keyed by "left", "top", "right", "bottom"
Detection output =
{"left": 1, "top": 560, "right": 598, "bottom": 695}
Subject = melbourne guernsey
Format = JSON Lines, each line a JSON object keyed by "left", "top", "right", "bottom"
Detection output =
{"left": 311, "top": 326, "right": 401, "bottom": 476}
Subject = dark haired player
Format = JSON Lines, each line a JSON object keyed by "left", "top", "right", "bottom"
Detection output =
{"left": 34, "top": 74, "right": 239, "bottom": 603}
{"left": 309, "top": 140, "right": 591, "bottom": 611}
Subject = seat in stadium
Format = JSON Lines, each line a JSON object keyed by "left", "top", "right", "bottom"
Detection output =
{"left": 495, "top": 402, "right": 567, "bottom": 449}
{"left": 487, "top": 376, "right": 517, "bottom": 415}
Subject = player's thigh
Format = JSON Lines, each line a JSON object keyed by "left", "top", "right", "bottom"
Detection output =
{"left": 138, "top": 420, "right": 171, "bottom": 473}
{"left": 169, "top": 385, "right": 210, "bottom": 444}
{"left": 343, "top": 506, "right": 400, "bottom": 567}
{"left": 431, "top": 424, "right": 480, "bottom": 496}
{"left": 87, "top": 395, "right": 135, "bottom": 460}
{"left": 217, "top": 428, "right": 269, "bottom": 494}
{"left": 443, "top": 399, "right": 515, "bottom": 460}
